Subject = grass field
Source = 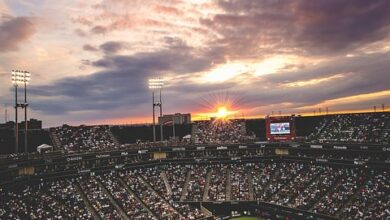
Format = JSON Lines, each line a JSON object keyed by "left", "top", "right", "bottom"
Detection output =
{"left": 229, "top": 217, "right": 263, "bottom": 220}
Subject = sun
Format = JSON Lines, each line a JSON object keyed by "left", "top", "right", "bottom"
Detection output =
{"left": 216, "top": 106, "right": 229, "bottom": 118}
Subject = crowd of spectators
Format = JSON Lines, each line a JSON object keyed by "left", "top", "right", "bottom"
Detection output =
{"left": 0, "top": 179, "right": 92, "bottom": 219}
{"left": 185, "top": 164, "right": 208, "bottom": 201}
{"left": 340, "top": 170, "right": 390, "bottom": 219}
{"left": 230, "top": 164, "right": 251, "bottom": 201}
{"left": 290, "top": 166, "right": 344, "bottom": 210}
{"left": 254, "top": 163, "right": 304, "bottom": 201}
{"left": 270, "top": 164, "right": 321, "bottom": 206}
{"left": 121, "top": 169, "right": 184, "bottom": 220}
{"left": 98, "top": 173, "right": 155, "bottom": 219}
{"left": 312, "top": 168, "right": 366, "bottom": 216}
{"left": 54, "top": 125, "right": 118, "bottom": 152}
{"left": 142, "top": 166, "right": 206, "bottom": 219}
{"left": 166, "top": 165, "right": 189, "bottom": 201}
{"left": 193, "top": 120, "right": 255, "bottom": 144}
{"left": 1, "top": 163, "right": 389, "bottom": 219}
{"left": 207, "top": 164, "right": 228, "bottom": 201}
{"left": 309, "top": 113, "right": 390, "bottom": 144}
{"left": 78, "top": 176, "right": 122, "bottom": 219}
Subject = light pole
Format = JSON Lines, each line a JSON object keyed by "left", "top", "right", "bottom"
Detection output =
{"left": 11, "top": 70, "right": 30, "bottom": 153}
{"left": 172, "top": 115, "right": 176, "bottom": 140}
{"left": 148, "top": 78, "right": 164, "bottom": 142}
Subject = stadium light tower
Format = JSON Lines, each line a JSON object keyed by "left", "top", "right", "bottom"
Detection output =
{"left": 11, "top": 70, "right": 31, "bottom": 153}
{"left": 148, "top": 78, "right": 164, "bottom": 142}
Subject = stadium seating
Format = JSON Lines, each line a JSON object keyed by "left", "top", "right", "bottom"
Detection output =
{"left": 308, "top": 113, "right": 390, "bottom": 144}
{"left": 53, "top": 125, "right": 118, "bottom": 152}
{"left": 192, "top": 120, "right": 255, "bottom": 144}
{"left": 1, "top": 163, "right": 389, "bottom": 219}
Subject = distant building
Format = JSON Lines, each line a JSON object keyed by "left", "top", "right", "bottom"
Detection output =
{"left": 0, "top": 119, "right": 42, "bottom": 129}
{"left": 159, "top": 113, "right": 191, "bottom": 125}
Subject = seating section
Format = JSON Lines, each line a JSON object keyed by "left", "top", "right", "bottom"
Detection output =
{"left": 231, "top": 164, "right": 251, "bottom": 201}
{"left": 193, "top": 120, "right": 255, "bottom": 144}
{"left": 290, "top": 166, "right": 344, "bottom": 210}
{"left": 270, "top": 164, "right": 322, "bottom": 206}
{"left": 166, "top": 165, "right": 189, "bottom": 201}
{"left": 207, "top": 165, "right": 228, "bottom": 201}
{"left": 312, "top": 168, "right": 366, "bottom": 216}
{"left": 185, "top": 164, "right": 208, "bottom": 201}
{"left": 98, "top": 173, "right": 155, "bottom": 219}
{"left": 121, "top": 169, "right": 184, "bottom": 220}
{"left": 1, "top": 163, "right": 389, "bottom": 219}
{"left": 0, "top": 179, "right": 92, "bottom": 219}
{"left": 54, "top": 125, "right": 118, "bottom": 152}
{"left": 340, "top": 171, "right": 390, "bottom": 220}
{"left": 78, "top": 176, "right": 122, "bottom": 219}
{"left": 309, "top": 113, "right": 390, "bottom": 144}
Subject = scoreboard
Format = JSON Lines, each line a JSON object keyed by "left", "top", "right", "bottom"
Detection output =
{"left": 266, "top": 116, "right": 296, "bottom": 142}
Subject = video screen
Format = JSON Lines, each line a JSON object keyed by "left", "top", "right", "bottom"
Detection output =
{"left": 270, "top": 122, "right": 290, "bottom": 135}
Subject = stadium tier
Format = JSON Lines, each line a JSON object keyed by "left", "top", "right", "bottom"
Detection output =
{"left": 1, "top": 112, "right": 389, "bottom": 154}
{"left": 0, "top": 112, "right": 389, "bottom": 219}
{"left": 0, "top": 159, "right": 389, "bottom": 219}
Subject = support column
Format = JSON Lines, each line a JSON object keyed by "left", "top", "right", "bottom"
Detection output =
{"left": 159, "top": 89, "right": 163, "bottom": 141}
{"left": 15, "top": 85, "right": 18, "bottom": 153}
{"left": 152, "top": 91, "right": 156, "bottom": 142}
{"left": 24, "top": 81, "right": 28, "bottom": 153}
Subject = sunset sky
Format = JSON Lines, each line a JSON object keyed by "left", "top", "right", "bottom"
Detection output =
{"left": 0, "top": 0, "right": 389, "bottom": 127}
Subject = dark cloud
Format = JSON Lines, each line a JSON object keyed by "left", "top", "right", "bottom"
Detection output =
{"left": 91, "top": 25, "right": 108, "bottom": 34}
{"left": 99, "top": 41, "right": 128, "bottom": 54}
{"left": 29, "top": 40, "right": 214, "bottom": 115}
{"left": 0, "top": 16, "right": 35, "bottom": 52}
{"left": 82, "top": 44, "right": 98, "bottom": 51}
{"left": 202, "top": 0, "right": 390, "bottom": 56}
{"left": 83, "top": 42, "right": 128, "bottom": 54}
{"left": 294, "top": 0, "right": 390, "bottom": 53}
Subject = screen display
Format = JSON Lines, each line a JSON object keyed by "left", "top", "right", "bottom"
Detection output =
{"left": 270, "top": 122, "right": 290, "bottom": 135}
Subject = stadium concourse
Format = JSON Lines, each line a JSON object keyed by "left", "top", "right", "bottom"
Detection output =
{"left": 0, "top": 112, "right": 389, "bottom": 220}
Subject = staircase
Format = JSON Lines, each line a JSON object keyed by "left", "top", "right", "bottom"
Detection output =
{"left": 138, "top": 176, "right": 184, "bottom": 218}
{"left": 161, "top": 171, "right": 172, "bottom": 196}
{"left": 247, "top": 173, "right": 255, "bottom": 201}
{"left": 49, "top": 128, "right": 62, "bottom": 150}
{"left": 191, "top": 124, "right": 198, "bottom": 143}
{"left": 96, "top": 178, "right": 130, "bottom": 220}
{"left": 108, "top": 127, "right": 121, "bottom": 146}
{"left": 75, "top": 183, "right": 101, "bottom": 220}
{"left": 118, "top": 178, "right": 157, "bottom": 219}
{"left": 180, "top": 170, "right": 192, "bottom": 201}
{"left": 203, "top": 170, "right": 212, "bottom": 201}
{"left": 226, "top": 169, "right": 232, "bottom": 201}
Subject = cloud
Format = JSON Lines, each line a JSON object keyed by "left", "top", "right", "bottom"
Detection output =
{"left": 294, "top": 0, "right": 390, "bottom": 53}
{"left": 74, "top": 28, "right": 87, "bottom": 37}
{"left": 5, "top": 0, "right": 389, "bottom": 126}
{"left": 201, "top": 0, "right": 390, "bottom": 56}
{"left": 90, "top": 25, "right": 108, "bottom": 34}
{"left": 99, "top": 41, "right": 128, "bottom": 54}
{"left": 83, "top": 44, "right": 98, "bottom": 51}
{"left": 29, "top": 40, "right": 214, "bottom": 116}
{"left": 0, "top": 16, "right": 36, "bottom": 52}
